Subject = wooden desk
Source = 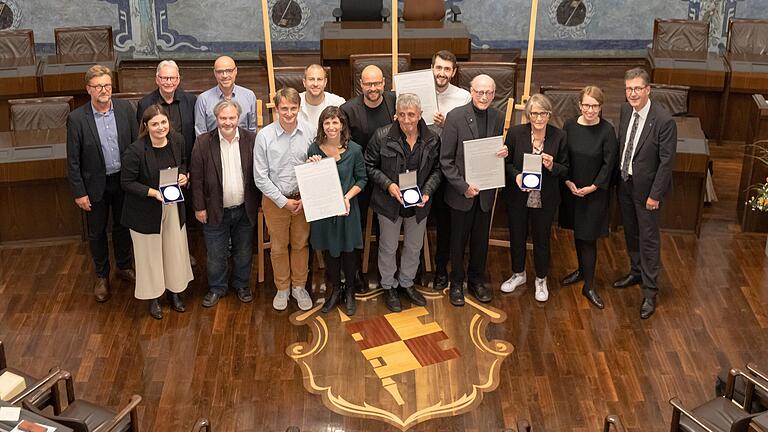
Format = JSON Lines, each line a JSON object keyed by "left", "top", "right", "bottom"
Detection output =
{"left": 648, "top": 49, "right": 727, "bottom": 140}
{"left": 750, "top": 412, "right": 768, "bottom": 432}
{"left": 320, "top": 21, "right": 471, "bottom": 99}
{"left": 0, "top": 400, "right": 73, "bottom": 432}
{"left": 0, "top": 128, "right": 83, "bottom": 244}
{"left": 41, "top": 54, "right": 118, "bottom": 109}
{"left": 737, "top": 94, "right": 768, "bottom": 232}
{"left": 723, "top": 53, "right": 768, "bottom": 142}
{"left": 0, "top": 58, "right": 41, "bottom": 132}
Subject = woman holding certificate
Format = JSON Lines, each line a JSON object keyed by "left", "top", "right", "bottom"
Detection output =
{"left": 501, "top": 94, "right": 569, "bottom": 303}
{"left": 121, "top": 104, "right": 193, "bottom": 319}
{"left": 558, "top": 86, "right": 617, "bottom": 309}
{"left": 306, "top": 106, "right": 367, "bottom": 316}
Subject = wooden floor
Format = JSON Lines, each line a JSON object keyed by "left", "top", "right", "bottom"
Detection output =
{"left": 2, "top": 62, "right": 768, "bottom": 432}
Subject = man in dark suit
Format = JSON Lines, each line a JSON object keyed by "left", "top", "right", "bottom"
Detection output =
{"left": 190, "top": 100, "right": 260, "bottom": 308}
{"left": 440, "top": 74, "right": 508, "bottom": 306}
{"left": 67, "top": 65, "right": 139, "bottom": 302}
{"left": 136, "top": 60, "right": 197, "bottom": 167}
{"left": 613, "top": 67, "right": 677, "bottom": 319}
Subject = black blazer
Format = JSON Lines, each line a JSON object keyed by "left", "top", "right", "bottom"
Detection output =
{"left": 439, "top": 102, "right": 504, "bottom": 212}
{"left": 67, "top": 99, "right": 139, "bottom": 201}
{"left": 137, "top": 88, "right": 197, "bottom": 168}
{"left": 340, "top": 91, "right": 397, "bottom": 149}
{"left": 120, "top": 132, "right": 186, "bottom": 234}
{"left": 617, "top": 101, "right": 677, "bottom": 202}
{"left": 365, "top": 120, "right": 442, "bottom": 223}
{"left": 504, "top": 123, "right": 569, "bottom": 210}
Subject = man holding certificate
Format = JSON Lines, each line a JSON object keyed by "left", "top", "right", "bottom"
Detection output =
{"left": 253, "top": 87, "right": 314, "bottom": 312}
{"left": 440, "top": 75, "right": 508, "bottom": 307}
{"left": 365, "top": 94, "right": 442, "bottom": 313}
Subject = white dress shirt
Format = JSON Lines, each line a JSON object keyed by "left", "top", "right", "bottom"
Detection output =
{"left": 219, "top": 129, "right": 245, "bottom": 208}
{"left": 621, "top": 100, "right": 652, "bottom": 176}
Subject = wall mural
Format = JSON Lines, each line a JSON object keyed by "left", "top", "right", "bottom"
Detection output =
{"left": 548, "top": 0, "right": 595, "bottom": 40}
{"left": 0, "top": 0, "right": 22, "bottom": 30}
{"left": 686, "top": 0, "right": 746, "bottom": 50}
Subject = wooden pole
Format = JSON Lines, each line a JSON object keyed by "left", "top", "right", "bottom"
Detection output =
{"left": 391, "top": 0, "right": 398, "bottom": 89}
{"left": 261, "top": 0, "right": 277, "bottom": 116}
{"left": 515, "top": 0, "right": 539, "bottom": 111}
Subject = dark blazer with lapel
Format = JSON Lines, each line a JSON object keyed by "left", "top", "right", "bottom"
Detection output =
{"left": 189, "top": 127, "right": 260, "bottom": 226}
{"left": 617, "top": 101, "right": 677, "bottom": 202}
{"left": 67, "top": 98, "right": 139, "bottom": 201}
{"left": 504, "top": 123, "right": 569, "bottom": 210}
{"left": 136, "top": 88, "right": 197, "bottom": 167}
{"left": 120, "top": 132, "right": 186, "bottom": 234}
{"left": 340, "top": 91, "right": 397, "bottom": 149}
{"left": 439, "top": 102, "right": 504, "bottom": 212}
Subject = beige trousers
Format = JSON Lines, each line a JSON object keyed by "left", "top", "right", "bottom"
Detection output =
{"left": 262, "top": 196, "right": 310, "bottom": 291}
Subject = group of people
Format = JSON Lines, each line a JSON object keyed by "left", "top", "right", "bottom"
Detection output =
{"left": 66, "top": 49, "right": 676, "bottom": 321}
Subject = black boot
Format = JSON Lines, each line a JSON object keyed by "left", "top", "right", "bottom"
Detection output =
{"left": 149, "top": 299, "right": 163, "bottom": 320}
{"left": 321, "top": 283, "right": 342, "bottom": 313}
{"left": 345, "top": 283, "right": 356, "bottom": 316}
{"left": 166, "top": 290, "right": 185, "bottom": 312}
{"left": 354, "top": 270, "right": 368, "bottom": 294}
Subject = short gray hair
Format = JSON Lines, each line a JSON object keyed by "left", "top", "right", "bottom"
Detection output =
{"left": 396, "top": 93, "right": 422, "bottom": 112}
{"left": 156, "top": 60, "right": 179, "bottom": 75}
{"left": 213, "top": 100, "right": 242, "bottom": 118}
{"left": 524, "top": 93, "right": 554, "bottom": 118}
{"left": 624, "top": 67, "right": 650, "bottom": 86}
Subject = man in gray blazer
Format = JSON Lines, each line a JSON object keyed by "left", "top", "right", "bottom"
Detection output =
{"left": 613, "top": 67, "right": 677, "bottom": 319}
{"left": 439, "top": 74, "right": 508, "bottom": 307}
{"left": 67, "top": 65, "right": 138, "bottom": 302}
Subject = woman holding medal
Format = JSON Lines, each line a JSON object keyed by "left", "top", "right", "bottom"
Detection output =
{"left": 501, "top": 94, "right": 569, "bottom": 303}
{"left": 306, "top": 106, "right": 367, "bottom": 316}
{"left": 121, "top": 104, "right": 193, "bottom": 319}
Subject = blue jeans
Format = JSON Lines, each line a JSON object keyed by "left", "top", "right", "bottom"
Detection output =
{"left": 202, "top": 205, "right": 254, "bottom": 296}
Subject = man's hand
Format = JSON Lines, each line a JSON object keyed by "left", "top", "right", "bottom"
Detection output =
{"left": 388, "top": 183, "right": 404, "bottom": 205}
{"left": 464, "top": 185, "right": 480, "bottom": 199}
{"left": 195, "top": 210, "right": 208, "bottom": 224}
{"left": 148, "top": 188, "right": 163, "bottom": 202}
{"left": 74, "top": 195, "right": 92, "bottom": 211}
{"left": 433, "top": 112, "right": 446, "bottom": 127}
{"left": 496, "top": 145, "right": 509, "bottom": 158}
{"left": 284, "top": 198, "right": 301, "bottom": 213}
{"left": 646, "top": 197, "right": 660, "bottom": 211}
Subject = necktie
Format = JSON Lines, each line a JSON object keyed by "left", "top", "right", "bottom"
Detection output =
{"left": 621, "top": 112, "right": 640, "bottom": 181}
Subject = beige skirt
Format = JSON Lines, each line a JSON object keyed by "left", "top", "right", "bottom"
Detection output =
{"left": 130, "top": 203, "right": 193, "bottom": 300}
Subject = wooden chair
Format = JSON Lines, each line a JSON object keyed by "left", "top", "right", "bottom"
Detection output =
{"left": 402, "top": 0, "right": 444, "bottom": 21}
{"left": 54, "top": 25, "right": 114, "bottom": 58}
{"left": 112, "top": 92, "right": 146, "bottom": 115}
{"left": 190, "top": 418, "right": 211, "bottom": 432}
{"left": 454, "top": 61, "right": 518, "bottom": 113}
{"left": 361, "top": 208, "right": 431, "bottom": 274}
{"left": 651, "top": 19, "right": 709, "bottom": 53}
{"left": 274, "top": 66, "right": 333, "bottom": 94}
{"left": 0, "top": 341, "right": 58, "bottom": 408}
{"left": 539, "top": 85, "right": 582, "bottom": 129}
{"left": 0, "top": 29, "right": 36, "bottom": 62}
{"left": 332, "top": 0, "right": 390, "bottom": 22}
{"left": 650, "top": 83, "right": 690, "bottom": 116}
{"left": 349, "top": 53, "right": 411, "bottom": 97}
{"left": 9, "top": 96, "right": 74, "bottom": 131}
{"left": 669, "top": 365, "right": 768, "bottom": 432}
{"left": 726, "top": 19, "right": 768, "bottom": 56}
{"left": 23, "top": 370, "right": 142, "bottom": 432}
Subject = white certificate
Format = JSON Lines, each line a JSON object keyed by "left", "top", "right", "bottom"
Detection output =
{"left": 463, "top": 135, "right": 505, "bottom": 191}
{"left": 294, "top": 157, "right": 347, "bottom": 223}
{"left": 393, "top": 69, "right": 438, "bottom": 125}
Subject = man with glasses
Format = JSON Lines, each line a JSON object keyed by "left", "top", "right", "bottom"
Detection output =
{"left": 67, "top": 65, "right": 138, "bottom": 302}
{"left": 440, "top": 74, "right": 508, "bottom": 306}
{"left": 299, "top": 64, "right": 345, "bottom": 129}
{"left": 195, "top": 56, "right": 257, "bottom": 136}
{"left": 613, "top": 67, "right": 677, "bottom": 319}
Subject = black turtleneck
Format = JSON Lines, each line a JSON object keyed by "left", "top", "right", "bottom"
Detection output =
{"left": 472, "top": 104, "right": 489, "bottom": 139}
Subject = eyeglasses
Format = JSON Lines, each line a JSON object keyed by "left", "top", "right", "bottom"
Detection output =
{"left": 88, "top": 84, "right": 112, "bottom": 92}
{"left": 625, "top": 86, "right": 647, "bottom": 94}
{"left": 529, "top": 111, "right": 551, "bottom": 119}
{"left": 214, "top": 68, "right": 236, "bottom": 76}
{"left": 471, "top": 88, "right": 495, "bottom": 97}
{"left": 361, "top": 81, "right": 383, "bottom": 88}
{"left": 157, "top": 76, "right": 180, "bottom": 82}
{"left": 580, "top": 103, "right": 601, "bottom": 111}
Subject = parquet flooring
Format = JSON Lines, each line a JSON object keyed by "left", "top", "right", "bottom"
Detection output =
{"left": 1, "top": 61, "right": 767, "bottom": 432}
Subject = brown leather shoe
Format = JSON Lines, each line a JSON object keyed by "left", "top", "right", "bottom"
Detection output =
{"left": 116, "top": 268, "right": 136, "bottom": 283}
{"left": 94, "top": 278, "right": 110, "bottom": 302}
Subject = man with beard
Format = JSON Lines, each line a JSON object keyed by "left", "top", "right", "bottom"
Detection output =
{"left": 429, "top": 50, "right": 471, "bottom": 291}
{"left": 299, "top": 64, "right": 346, "bottom": 129}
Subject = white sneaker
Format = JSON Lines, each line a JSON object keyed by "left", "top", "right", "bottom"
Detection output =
{"left": 292, "top": 286, "right": 313, "bottom": 311}
{"left": 500, "top": 272, "right": 526, "bottom": 293}
{"left": 534, "top": 277, "right": 549, "bottom": 302}
{"left": 273, "top": 290, "right": 290, "bottom": 311}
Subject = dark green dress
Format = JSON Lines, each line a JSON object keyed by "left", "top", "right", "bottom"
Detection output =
{"left": 308, "top": 141, "right": 367, "bottom": 257}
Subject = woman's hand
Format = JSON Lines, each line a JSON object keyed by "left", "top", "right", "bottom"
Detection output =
{"left": 565, "top": 180, "right": 578, "bottom": 195}
{"left": 307, "top": 155, "right": 322, "bottom": 163}
{"left": 542, "top": 153, "right": 554, "bottom": 171}
{"left": 178, "top": 173, "right": 188, "bottom": 187}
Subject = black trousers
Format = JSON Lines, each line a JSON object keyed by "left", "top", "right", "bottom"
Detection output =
{"left": 575, "top": 238, "right": 597, "bottom": 290}
{"left": 508, "top": 204, "right": 556, "bottom": 279}
{"left": 86, "top": 173, "right": 132, "bottom": 278}
{"left": 431, "top": 183, "right": 451, "bottom": 274}
{"left": 449, "top": 198, "right": 491, "bottom": 284}
{"left": 323, "top": 250, "right": 359, "bottom": 290}
{"left": 617, "top": 178, "right": 660, "bottom": 299}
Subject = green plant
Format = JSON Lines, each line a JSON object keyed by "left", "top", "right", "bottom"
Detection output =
{"left": 746, "top": 140, "right": 768, "bottom": 212}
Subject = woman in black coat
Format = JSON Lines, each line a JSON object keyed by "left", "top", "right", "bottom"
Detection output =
{"left": 121, "top": 104, "right": 193, "bottom": 319}
{"left": 559, "top": 86, "right": 618, "bottom": 309}
{"left": 500, "top": 94, "right": 569, "bottom": 303}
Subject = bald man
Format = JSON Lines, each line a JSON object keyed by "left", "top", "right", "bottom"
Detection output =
{"left": 300, "top": 64, "right": 346, "bottom": 130}
{"left": 440, "top": 74, "right": 507, "bottom": 306}
{"left": 195, "top": 56, "right": 258, "bottom": 135}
